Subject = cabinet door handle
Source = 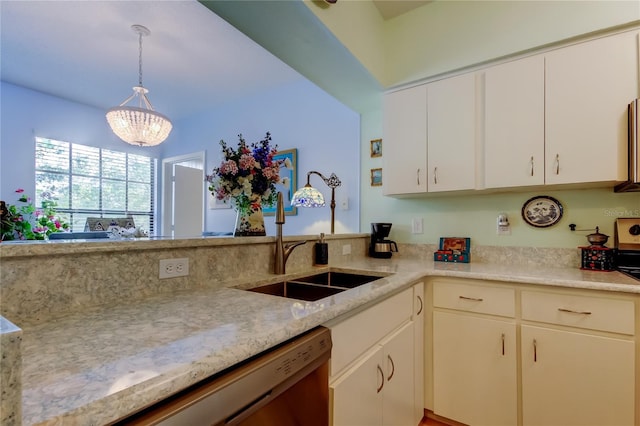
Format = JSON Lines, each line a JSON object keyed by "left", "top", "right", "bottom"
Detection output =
{"left": 558, "top": 308, "right": 592, "bottom": 315}
{"left": 416, "top": 168, "right": 420, "bottom": 186}
{"left": 530, "top": 156, "right": 534, "bottom": 177}
{"left": 533, "top": 339, "right": 537, "bottom": 362}
{"left": 416, "top": 295, "right": 423, "bottom": 316}
{"left": 555, "top": 154, "right": 560, "bottom": 175}
{"left": 376, "top": 365, "right": 384, "bottom": 393}
{"left": 387, "top": 355, "right": 395, "bottom": 381}
{"left": 459, "top": 295, "right": 483, "bottom": 302}
{"left": 433, "top": 167, "right": 438, "bottom": 184}
{"left": 501, "top": 333, "right": 505, "bottom": 356}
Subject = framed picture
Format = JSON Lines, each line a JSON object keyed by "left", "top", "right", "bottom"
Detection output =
{"left": 371, "top": 168, "right": 382, "bottom": 186}
{"left": 264, "top": 148, "right": 298, "bottom": 216}
{"left": 370, "top": 138, "right": 382, "bottom": 158}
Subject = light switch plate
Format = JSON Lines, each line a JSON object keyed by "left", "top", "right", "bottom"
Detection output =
{"left": 411, "top": 218, "right": 423, "bottom": 234}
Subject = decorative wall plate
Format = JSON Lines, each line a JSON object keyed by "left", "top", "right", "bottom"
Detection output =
{"left": 521, "top": 196, "right": 563, "bottom": 228}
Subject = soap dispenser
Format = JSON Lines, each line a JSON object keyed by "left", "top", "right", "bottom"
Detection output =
{"left": 315, "top": 233, "right": 328, "bottom": 265}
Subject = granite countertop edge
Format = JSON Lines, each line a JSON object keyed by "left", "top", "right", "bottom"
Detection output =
{"left": 17, "top": 259, "right": 640, "bottom": 425}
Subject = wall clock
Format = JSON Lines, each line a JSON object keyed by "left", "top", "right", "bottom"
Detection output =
{"left": 522, "top": 196, "right": 563, "bottom": 228}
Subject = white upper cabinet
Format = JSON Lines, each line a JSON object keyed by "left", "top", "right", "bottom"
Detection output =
{"left": 427, "top": 73, "right": 477, "bottom": 192}
{"left": 545, "top": 30, "right": 639, "bottom": 185}
{"left": 382, "top": 29, "right": 638, "bottom": 196}
{"left": 484, "top": 55, "right": 545, "bottom": 189}
{"left": 383, "top": 85, "right": 427, "bottom": 195}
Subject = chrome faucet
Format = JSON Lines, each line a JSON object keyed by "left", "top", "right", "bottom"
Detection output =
{"left": 274, "top": 192, "right": 306, "bottom": 274}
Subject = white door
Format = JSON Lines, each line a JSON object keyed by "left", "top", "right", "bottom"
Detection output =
{"left": 173, "top": 165, "right": 204, "bottom": 238}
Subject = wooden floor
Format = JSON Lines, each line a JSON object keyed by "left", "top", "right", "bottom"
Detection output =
{"left": 419, "top": 410, "right": 464, "bottom": 426}
{"left": 420, "top": 417, "right": 449, "bottom": 426}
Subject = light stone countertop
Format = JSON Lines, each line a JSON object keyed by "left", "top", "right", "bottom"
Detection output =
{"left": 18, "top": 258, "right": 640, "bottom": 425}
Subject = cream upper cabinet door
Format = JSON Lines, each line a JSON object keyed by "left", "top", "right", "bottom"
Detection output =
{"left": 427, "top": 73, "right": 477, "bottom": 192}
{"left": 433, "top": 310, "right": 517, "bottom": 426}
{"left": 484, "top": 55, "right": 545, "bottom": 188}
{"left": 545, "top": 30, "right": 639, "bottom": 185}
{"left": 521, "top": 325, "right": 635, "bottom": 426}
{"left": 383, "top": 85, "right": 428, "bottom": 195}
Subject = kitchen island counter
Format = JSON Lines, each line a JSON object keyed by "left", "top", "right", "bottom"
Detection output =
{"left": 14, "top": 258, "right": 640, "bottom": 425}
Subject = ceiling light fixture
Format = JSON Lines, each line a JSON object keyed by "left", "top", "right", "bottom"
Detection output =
{"left": 106, "top": 24, "right": 172, "bottom": 147}
{"left": 291, "top": 171, "right": 342, "bottom": 234}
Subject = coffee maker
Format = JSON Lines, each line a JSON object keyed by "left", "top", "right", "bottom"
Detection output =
{"left": 369, "top": 222, "right": 398, "bottom": 258}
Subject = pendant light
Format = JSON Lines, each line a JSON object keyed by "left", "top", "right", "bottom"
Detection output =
{"left": 106, "top": 25, "right": 172, "bottom": 147}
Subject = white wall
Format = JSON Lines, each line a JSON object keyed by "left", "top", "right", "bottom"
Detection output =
{"left": 0, "top": 81, "right": 163, "bottom": 205}
{"left": 171, "top": 79, "right": 360, "bottom": 236}
{"left": 0, "top": 79, "right": 360, "bottom": 238}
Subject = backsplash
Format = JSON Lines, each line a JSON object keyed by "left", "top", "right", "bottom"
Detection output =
{"left": 0, "top": 235, "right": 369, "bottom": 327}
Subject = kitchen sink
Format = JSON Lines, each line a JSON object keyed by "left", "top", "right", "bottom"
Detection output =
{"left": 246, "top": 271, "right": 388, "bottom": 301}
{"left": 292, "top": 272, "right": 385, "bottom": 288}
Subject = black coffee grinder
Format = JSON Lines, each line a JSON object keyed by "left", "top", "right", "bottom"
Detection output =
{"left": 369, "top": 222, "right": 398, "bottom": 258}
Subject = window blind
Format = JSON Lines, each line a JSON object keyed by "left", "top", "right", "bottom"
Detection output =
{"left": 35, "top": 137, "right": 156, "bottom": 234}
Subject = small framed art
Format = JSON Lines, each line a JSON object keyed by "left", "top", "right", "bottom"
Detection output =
{"left": 371, "top": 168, "right": 382, "bottom": 186}
{"left": 370, "top": 139, "right": 382, "bottom": 158}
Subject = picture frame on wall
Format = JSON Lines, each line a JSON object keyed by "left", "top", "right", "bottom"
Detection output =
{"left": 264, "top": 148, "right": 298, "bottom": 216}
{"left": 371, "top": 168, "right": 382, "bottom": 186}
{"left": 209, "top": 192, "right": 231, "bottom": 210}
{"left": 370, "top": 138, "right": 382, "bottom": 158}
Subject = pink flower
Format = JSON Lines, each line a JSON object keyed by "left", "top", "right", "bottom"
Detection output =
{"left": 55, "top": 221, "right": 61, "bottom": 229}
{"left": 239, "top": 154, "right": 257, "bottom": 170}
{"left": 219, "top": 160, "right": 238, "bottom": 175}
{"left": 15, "top": 188, "right": 24, "bottom": 193}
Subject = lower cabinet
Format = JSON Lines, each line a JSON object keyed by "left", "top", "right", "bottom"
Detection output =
{"left": 331, "top": 322, "right": 414, "bottom": 426}
{"left": 328, "top": 283, "right": 424, "bottom": 426}
{"left": 433, "top": 311, "right": 517, "bottom": 425}
{"left": 521, "top": 325, "right": 635, "bottom": 426}
{"left": 429, "top": 278, "right": 638, "bottom": 426}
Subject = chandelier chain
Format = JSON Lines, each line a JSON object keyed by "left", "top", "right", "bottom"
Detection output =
{"left": 138, "top": 31, "right": 144, "bottom": 87}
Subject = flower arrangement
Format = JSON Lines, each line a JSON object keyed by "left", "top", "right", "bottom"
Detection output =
{"left": 206, "top": 132, "right": 284, "bottom": 213}
{"left": 1, "top": 189, "right": 70, "bottom": 240}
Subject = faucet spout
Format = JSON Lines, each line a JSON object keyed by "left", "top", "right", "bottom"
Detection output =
{"left": 274, "top": 192, "right": 306, "bottom": 274}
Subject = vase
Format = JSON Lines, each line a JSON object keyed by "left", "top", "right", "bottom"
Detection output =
{"left": 234, "top": 194, "right": 266, "bottom": 237}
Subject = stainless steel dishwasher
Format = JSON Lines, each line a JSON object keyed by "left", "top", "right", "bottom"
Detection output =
{"left": 118, "top": 326, "right": 331, "bottom": 426}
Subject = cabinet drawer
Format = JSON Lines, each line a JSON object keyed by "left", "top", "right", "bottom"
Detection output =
{"left": 328, "top": 288, "right": 413, "bottom": 378}
{"left": 433, "top": 280, "right": 515, "bottom": 317}
{"left": 521, "top": 290, "right": 635, "bottom": 335}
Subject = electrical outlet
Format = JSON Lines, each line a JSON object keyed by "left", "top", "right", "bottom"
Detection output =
{"left": 159, "top": 258, "right": 189, "bottom": 279}
{"left": 342, "top": 244, "right": 351, "bottom": 255}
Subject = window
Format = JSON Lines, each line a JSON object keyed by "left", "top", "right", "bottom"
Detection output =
{"left": 35, "top": 137, "right": 156, "bottom": 233}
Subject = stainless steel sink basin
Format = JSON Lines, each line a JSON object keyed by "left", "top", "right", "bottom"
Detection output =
{"left": 292, "top": 271, "right": 385, "bottom": 288}
{"left": 247, "top": 281, "right": 344, "bottom": 301}
{"left": 246, "top": 271, "right": 387, "bottom": 301}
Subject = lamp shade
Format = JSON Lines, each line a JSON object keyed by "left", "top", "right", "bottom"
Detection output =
{"left": 106, "top": 105, "right": 173, "bottom": 147}
{"left": 291, "top": 185, "right": 325, "bottom": 207}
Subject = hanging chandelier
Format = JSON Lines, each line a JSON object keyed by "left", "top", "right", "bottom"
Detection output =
{"left": 106, "top": 25, "right": 172, "bottom": 147}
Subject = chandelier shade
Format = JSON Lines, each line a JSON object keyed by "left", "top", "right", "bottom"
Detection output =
{"left": 106, "top": 25, "right": 172, "bottom": 147}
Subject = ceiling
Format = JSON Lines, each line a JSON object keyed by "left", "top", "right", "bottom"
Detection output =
{"left": 0, "top": 1, "right": 429, "bottom": 122}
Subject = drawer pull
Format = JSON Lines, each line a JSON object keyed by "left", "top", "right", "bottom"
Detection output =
{"left": 416, "top": 295, "right": 423, "bottom": 316}
{"left": 558, "top": 308, "right": 592, "bottom": 315}
{"left": 533, "top": 339, "right": 537, "bottom": 362}
{"left": 530, "top": 156, "right": 534, "bottom": 177}
{"left": 416, "top": 168, "right": 420, "bottom": 186}
{"left": 376, "top": 365, "right": 384, "bottom": 393}
{"left": 501, "top": 333, "right": 505, "bottom": 356}
{"left": 459, "top": 295, "right": 483, "bottom": 302}
{"left": 387, "top": 355, "right": 395, "bottom": 381}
